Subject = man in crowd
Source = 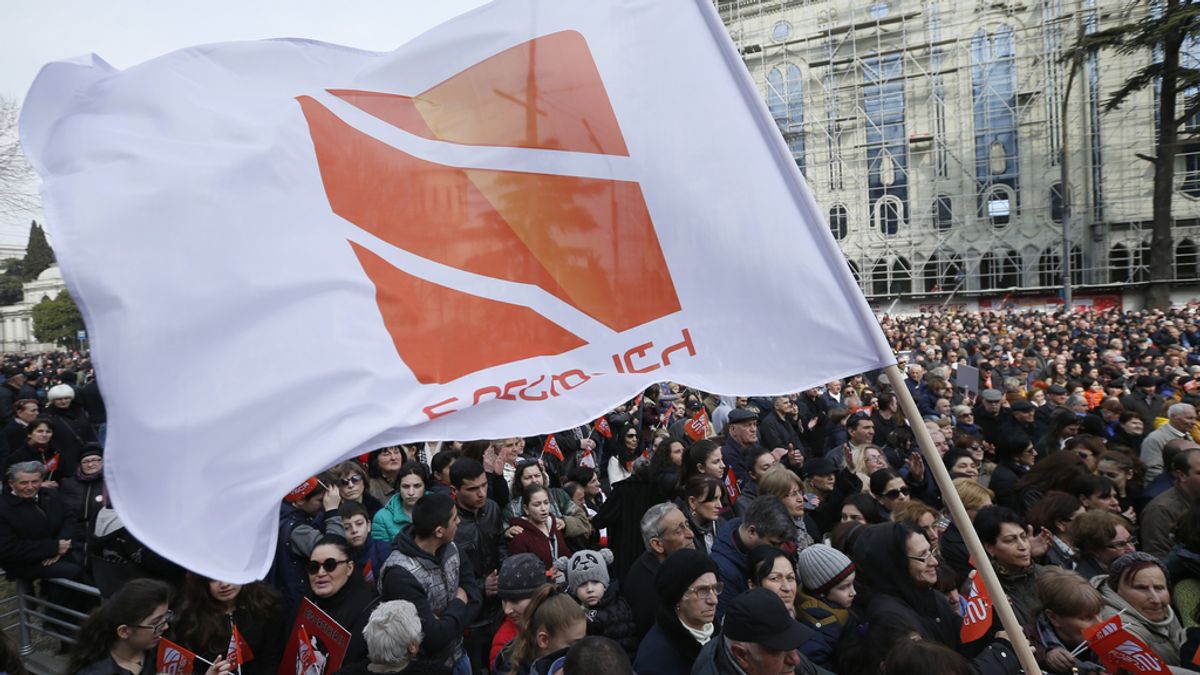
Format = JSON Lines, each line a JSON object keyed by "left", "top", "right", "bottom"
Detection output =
{"left": 1141, "top": 402, "right": 1197, "bottom": 482}
{"left": 723, "top": 409, "right": 760, "bottom": 488}
{"left": 712, "top": 496, "right": 793, "bottom": 616}
{"left": 0, "top": 460, "right": 79, "bottom": 582}
{"left": 622, "top": 502, "right": 696, "bottom": 634}
{"left": 274, "top": 475, "right": 343, "bottom": 610}
{"left": 1141, "top": 447, "right": 1200, "bottom": 557}
{"left": 448, "top": 458, "right": 503, "bottom": 670}
{"left": 829, "top": 411, "right": 873, "bottom": 471}
{"left": 1123, "top": 375, "right": 1167, "bottom": 428}
{"left": 693, "top": 588, "right": 822, "bottom": 675}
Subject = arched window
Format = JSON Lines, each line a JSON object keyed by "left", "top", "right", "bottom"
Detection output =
{"left": 933, "top": 195, "right": 953, "bottom": 230}
{"left": 1178, "top": 238, "right": 1199, "bottom": 279}
{"left": 768, "top": 64, "right": 806, "bottom": 174}
{"left": 864, "top": 55, "right": 908, "bottom": 234}
{"left": 923, "top": 250, "right": 962, "bottom": 292}
{"left": 891, "top": 257, "right": 912, "bottom": 295}
{"left": 984, "top": 185, "right": 1014, "bottom": 228}
{"left": 972, "top": 26, "right": 1020, "bottom": 219}
{"left": 829, "top": 205, "right": 848, "bottom": 240}
{"left": 1038, "top": 248, "right": 1060, "bottom": 287}
{"left": 1110, "top": 244, "right": 1130, "bottom": 284}
{"left": 1049, "top": 183, "right": 1064, "bottom": 223}
{"left": 871, "top": 260, "right": 890, "bottom": 296}
{"left": 877, "top": 196, "right": 903, "bottom": 235}
{"left": 980, "top": 249, "right": 1021, "bottom": 290}
{"left": 1136, "top": 241, "right": 1150, "bottom": 283}
{"left": 847, "top": 260, "right": 861, "bottom": 287}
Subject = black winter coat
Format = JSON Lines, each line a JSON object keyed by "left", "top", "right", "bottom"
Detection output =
{"left": 305, "top": 574, "right": 380, "bottom": 675}
{"left": 632, "top": 608, "right": 709, "bottom": 675}
{"left": 621, "top": 551, "right": 660, "bottom": 636}
{"left": 0, "top": 487, "right": 72, "bottom": 578}
{"left": 584, "top": 582, "right": 637, "bottom": 659}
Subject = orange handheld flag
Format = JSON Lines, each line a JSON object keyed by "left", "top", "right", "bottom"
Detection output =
{"left": 594, "top": 417, "right": 612, "bottom": 439}
{"left": 226, "top": 621, "right": 254, "bottom": 667}
{"left": 684, "top": 409, "right": 708, "bottom": 441}
{"left": 1084, "top": 615, "right": 1170, "bottom": 674}
{"left": 724, "top": 467, "right": 741, "bottom": 504}
{"left": 158, "top": 638, "right": 198, "bottom": 675}
{"left": 960, "top": 570, "right": 993, "bottom": 643}
{"left": 542, "top": 435, "right": 564, "bottom": 462}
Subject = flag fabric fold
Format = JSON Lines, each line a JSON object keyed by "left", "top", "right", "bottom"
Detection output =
{"left": 20, "top": 0, "right": 895, "bottom": 582}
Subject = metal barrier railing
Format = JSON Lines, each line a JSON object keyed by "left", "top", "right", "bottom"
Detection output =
{"left": 2, "top": 575, "right": 102, "bottom": 662}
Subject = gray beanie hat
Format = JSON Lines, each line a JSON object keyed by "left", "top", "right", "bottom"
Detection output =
{"left": 795, "top": 544, "right": 854, "bottom": 595}
{"left": 554, "top": 549, "right": 613, "bottom": 593}
{"left": 498, "top": 553, "right": 549, "bottom": 600}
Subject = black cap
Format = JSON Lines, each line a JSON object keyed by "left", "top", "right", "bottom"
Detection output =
{"left": 728, "top": 408, "right": 758, "bottom": 425}
{"left": 803, "top": 457, "right": 836, "bottom": 477}
{"left": 1010, "top": 400, "right": 1035, "bottom": 412}
{"left": 1136, "top": 375, "right": 1159, "bottom": 388}
{"left": 722, "top": 588, "right": 814, "bottom": 651}
{"left": 1047, "top": 385, "right": 1069, "bottom": 396}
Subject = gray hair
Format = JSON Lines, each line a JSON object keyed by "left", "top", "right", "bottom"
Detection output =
{"left": 640, "top": 502, "right": 679, "bottom": 548}
{"left": 1169, "top": 403, "right": 1196, "bottom": 420}
{"left": 742, "top": 495, "right": 793, "bottom": 540}
{"left": 1066, "top": 394, "right": 1087, "bottom": 408}
{"left": 363, "top": 601, "right": 422, "bottom": 669}
{"left": 6, "top": 461, "right": 44, "bottom": 482}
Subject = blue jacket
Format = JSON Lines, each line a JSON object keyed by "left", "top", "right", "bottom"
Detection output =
{"left": 710, "top": 519, "right": 748, "bottom": 619}
{"left": 796, "top": 591, "right": 852, "bottom": 671}
{"left": 354, "top": 537, "right": 390, "bottom": 585}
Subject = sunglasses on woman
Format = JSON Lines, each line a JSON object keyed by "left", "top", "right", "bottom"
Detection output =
{"left": 339, "top": 475, "right": 363, "bottom": 487}
{"left": 305, "top": 558, "right": 351, "bottom": 575}
{"left": 883, "top": 486, "right": 910, "bottom": 500}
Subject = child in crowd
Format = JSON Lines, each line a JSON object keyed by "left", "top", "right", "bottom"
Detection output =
{"left": 555, "top": 549, "right": 637, "bottom": 659}
{"left": 794, "top": 543, "right": 858, "bottom": 671}
{"left": 490, "top": 554, "right": 552, "bottom": 672}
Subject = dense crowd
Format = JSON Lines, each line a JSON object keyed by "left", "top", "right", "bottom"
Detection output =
{"left": 5, "top": 305, "right": 1200, "bottom": 675}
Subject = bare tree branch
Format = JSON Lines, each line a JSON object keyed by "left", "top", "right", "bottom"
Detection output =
{"left": 0, "top": 96, "right": 40, "bottom": 220}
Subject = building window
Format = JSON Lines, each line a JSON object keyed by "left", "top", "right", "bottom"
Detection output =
{"left": 923, "top": 251, "right": 963, "bottom": 292}
{"left": 984, "top": 185, "right": 1014, "bottom": 228}
{"left": 1049, "top": 183, "right": 1065, "bottom": 223}
{"left": 933, "top": 195, "right": 953, "bottom": 230}
{"left": 979, "top": 249, "right": 1021, "bottom": 290}
{"left": 1039, "top": 246, "right": 1084, "bottom": 286}
{"left": 847, "top": 260, "right": 861, "bottom": 287}
{"left": 864, "top": 55, "right": 908, "bottom": 232}
{"left": 772, "top": 21, "right": 792, "bottom": 43}
{"left": 1178, "top": 238, "right": 1199, "bottom": 279}
{"left": 829, "top": 205, "right": 848, "bottom": 240}
{"left": 768, "top": 64, "right": 806, "bottom": 175}
{"left": 1110, "top": 244, "right": 1130, "bottom": 284}
{"left": 871, "top": 260, "right": 889, "bottom": 295}
{"left": 891, "top": 257, "right": 912, "bottom": 295}
{"left": 972, "top": 26, "right": 1020, "bottom": 220}
{"left": 877, "top": 197, "right": 903, "bottom": 235}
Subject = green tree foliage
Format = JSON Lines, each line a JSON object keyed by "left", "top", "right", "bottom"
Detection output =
{"left": 20, "top": 220, "right": 55, "bottom": 281}
{"left": 0, "top": 275, "right": 22, "bottom": 305}
{"left": 31, "top": 291, "right": 83, "bottom": 346}
{"left": 1074, "top": 0, "right": 1200, "bottom": 308}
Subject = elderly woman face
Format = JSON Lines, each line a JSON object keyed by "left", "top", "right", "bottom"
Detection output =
{"left": 906, "top": 532, "right": 939, "bottom": 587}
{"left": 1120, "top": 566, "right": 1170, "bottom": 622}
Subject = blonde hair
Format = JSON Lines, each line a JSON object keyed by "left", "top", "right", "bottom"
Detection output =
{"left": 508, "top": 585, "right": 585, "bottom": 675}
{"left": 890, "top": 500, "right": 940, "bottom": 526}
{"left": 953, "top": 478, "right": 994, "bottom": 511}
{"left": 758, "top": 464, "right": 803, "bottom": 500}
{"left": 1037, "top": 567, "right": 1103, "bottom": 618}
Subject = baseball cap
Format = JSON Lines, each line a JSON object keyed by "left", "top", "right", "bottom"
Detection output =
{"left": 722, "top": 588, "right": 813, "bottom": 651}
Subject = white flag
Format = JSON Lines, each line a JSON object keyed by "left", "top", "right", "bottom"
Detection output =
{"left": 20, "top": 0, "right": 894, "bottom": 582}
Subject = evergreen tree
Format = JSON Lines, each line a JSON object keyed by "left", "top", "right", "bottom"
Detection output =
{"left": 21, "top": 220, "right": 55, "bottom": 281}
{"left": 31, "top": 291, "right": 83, "bottom": 346}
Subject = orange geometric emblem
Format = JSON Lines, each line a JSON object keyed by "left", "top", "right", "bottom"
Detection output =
{"left": 298, "top": 30, "right": 680, "bottom": 384}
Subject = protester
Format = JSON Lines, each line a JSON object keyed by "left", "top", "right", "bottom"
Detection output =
{"left": 0, "top": 460, "right": 80, "bottom": 581}
{"left": 691, "top": 588, "right": 822, "bottom": 675}
{"left": 367, "top": 447, "right": 407, "bottom": 504}
{"left": 555, "top": 548, "right": 636, "bottom": 658}
{"left": 172, "top": 574, "right": 285, "bottom": 675}
{"left": 492, "top": 585, "right": 585, "bottom": 675}
{"left": 794, "top": 544, "right": 856, "bottom": 672}
{"left": 507, "top": 485, "right": 572, "bottom": 571}
{"left": 632, "top": 549, "right": 719, "bottom": 675}
{"left": 1070, "top": 509, "right": 1136, "bottom": 579}
{"left": 711, "top": 495, "right": 792, "bottom": 615}
{"left": 334, "top": 460, "right": 383, "bottom": 519}
{"left": 677, "top": 476, "right": 725, "bottom": 554}
{"left": 1092, "top": 552, "right": 1186, "bottom": 668}
{"left": 274, "top": 475, "right": 343, "bottom": 610}
{"left": 372, "top": 462, "right": 430, "bottom": 543}
{"left": 361, "top": 600, "right": 448, "bottom": 675}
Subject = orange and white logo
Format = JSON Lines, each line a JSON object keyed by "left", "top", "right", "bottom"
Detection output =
{"left": 298, "top": 31, "right": 680, "bottom": 384}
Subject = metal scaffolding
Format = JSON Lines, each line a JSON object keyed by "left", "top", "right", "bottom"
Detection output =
{"left": 716, "top": 0, "right": 1200, "bottom": 302}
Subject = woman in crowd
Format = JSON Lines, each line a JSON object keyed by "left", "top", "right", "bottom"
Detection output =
{"left": 942, "top": 448, "right": 980, "bottom": 481}
{"left": 334, "top": 461, "right": 382, "bottom": 519}
{"left": 1037, "top": 409, "right": 1082, "bottom": 457}
{"left": 490, "top": 554, "right": 550, "bottom": 670}
{"left": 678, "top": 476, "right": 724, "bottom": 554}
{"left": 1025, "top": 568, "right": 1104, "bottom": 675}
{"left": 989, "top": 433, "right": 1036, "bottom": 512}
{"left": 1071, "top": 509, "right": 1137, "bottom": 579}
{"left": 608, "top": 426, "right": 641, "bottom": 486}
{"left": 8, "top": 418, "right": 64, "bottom": 487}
{"left": 746, "top": 546, "right": 797, "bottom": 616}
{"left": 69, "top": 578, "right": 232, "bottom": 675}
{"left": 677, "top": 440, "right": 726, "bottom": 490}
{"left": 732, "top": 446, "right": 776, "bottom": 516}
{"left": 1025, "top": 491, "right": 1084, "bottom": 570}
{"left": 1013, "top": 450, "right": 1087, "bottom": 514}
{"left": 840, "top": 492, "right": 885, "bottom": 525}
{"left": 643, "top": 438, "right": 684, "bottom": 498}
{"left": 172, "top": 574, "right": 285, "bottom": 675}
{"left": 59, "top": 445, "right": 105, "bottom": 545}
{"left": 304, "top": 535, "right": 380, "bottom": 675}
{"left": 940, "top": 479, "right": 996, "bottom": 583}
{"left": 890, "top": 500, "right": 941, "bottom": 552}
{"left": 367, "top": 446, "right": 406, "bottom": 505}
{"left": 495, "top": 585, "right": 585, "bottom": 675}
{"left": 565, "top": 467, "right": 606, "bottom": 515}
{"left": 634, "top": 550, "right": 719, "bottom": 675}
{"left": 1068, "top": 474, "right": 1122, "bottom": 514}
{"left": 851, "top": 522, "right": 1018, "bottom": 674}
{"left": 1093, "top": 552, "right": 1186, "bottom": 668}
{"left": 503, "top": 461, "right": 586, "bottom": 539}
{"left": 850, "top": 445, "right": 889, "bottom": 486}
{"left": 506, "top": 486, "right": 571, "bottom": 570}
{"left": 757, "top": 465, "right": 818, "bottom": 551}
{"left": 975, "top": 506, "right": 1048, "bottom": 624}
{"left": 867, "top": 468, "right": 910, "bottom": 519}
{"left": 1069, "top": 435, "right": 1105, "bottom": 474}
{"left": 1097, "top": 450, "right": 1142, "bottom": 515}
{"left": 371, "top": 462, "right": 429, "bottom": 543}
{"left": 1111, "top": 411, "right": 1147, "bottom": 451}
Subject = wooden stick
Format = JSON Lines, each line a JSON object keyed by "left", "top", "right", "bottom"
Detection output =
{"left": 886, "top": 365, "right": 1042, "bottom": 675}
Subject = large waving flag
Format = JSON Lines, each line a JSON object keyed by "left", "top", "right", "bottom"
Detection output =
{"left": 20, "top": 0, "right": 894, "bottom": 582}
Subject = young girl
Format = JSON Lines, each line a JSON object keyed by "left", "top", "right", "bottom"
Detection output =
{"left": 492, "top": 585, "right": 587, "bottom": 675}
{"left": 794, "top": 544, "right": 858, "bottom": 672}
{"left": 69, "top": 578, "right": 233, "bottom": 675}
{"left": 507, "top": 486, "right": 572, "bottom": 570}
{"left": 172, "top": 574, "right": 285, "bottom": 675}
{"left": 555, "top": 549, "right": 637, "bottom": 659}
{"left": 371, "top": 461, "right": 429, "bottom": 542}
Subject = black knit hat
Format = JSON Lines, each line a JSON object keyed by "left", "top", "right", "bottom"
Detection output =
{"left": 498, "top": 553, "right": 549, "bottom": 600}
{"left": 655, "top": 549, "right": 718, "bottom": 607}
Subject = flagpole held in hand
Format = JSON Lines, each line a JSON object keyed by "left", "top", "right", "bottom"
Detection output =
{"left": 885, "top": 364, "right": 1041, "bottom": 675}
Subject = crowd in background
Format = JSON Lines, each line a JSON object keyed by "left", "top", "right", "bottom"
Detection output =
{"left": 5, "top": 305, "right": 1200, "bottom": 674}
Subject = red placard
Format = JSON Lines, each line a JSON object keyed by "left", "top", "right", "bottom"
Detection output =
{"left": 278, "top": 598, "right": 351, "bottom": 675}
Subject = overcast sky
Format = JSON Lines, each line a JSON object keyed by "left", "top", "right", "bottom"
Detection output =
{"left": 1, "top": 0, "right": 489, "bottom": 246}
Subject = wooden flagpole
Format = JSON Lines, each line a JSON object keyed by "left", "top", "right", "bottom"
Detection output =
{"left": 885, "top": 364, "right": 1041, "bottom": 675}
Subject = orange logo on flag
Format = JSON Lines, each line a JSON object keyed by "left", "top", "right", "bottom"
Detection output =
{"left": 960, "top": 570, "right": 992, "bottom": 643}
{"left": 298, "top": 31, "right": 680, "bottom": 384}
{"left": 685, "top": 409, "right": 709, "bottom": 441}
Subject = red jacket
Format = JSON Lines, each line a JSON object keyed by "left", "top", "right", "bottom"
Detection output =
{"left": 506, "top": 516, "right": 571, "bottom": 570}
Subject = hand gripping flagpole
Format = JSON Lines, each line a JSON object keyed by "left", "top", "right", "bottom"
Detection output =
{"left": 885, "top": 364, "right": 1040, "bottom": 675}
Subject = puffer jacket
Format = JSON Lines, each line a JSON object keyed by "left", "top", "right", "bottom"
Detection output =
{"left": 583, "top": 581, "right": 637, "bottom": 659}
{"left": 795, "top": 590, "right": 853, "bottom": 671}
{"left": 1092, "top": 574, "right": 1187, "bottom": 668}
{"left": 371, "top": 493, "right": 415, "bottom": 543}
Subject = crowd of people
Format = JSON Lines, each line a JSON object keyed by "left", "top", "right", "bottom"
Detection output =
{"left": 5, "top": 305, "right": 1200, "bottom": 675}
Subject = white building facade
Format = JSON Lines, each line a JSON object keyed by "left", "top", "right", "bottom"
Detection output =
{"left": 0, "top": 265, "right": 67, "bottom": 352}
